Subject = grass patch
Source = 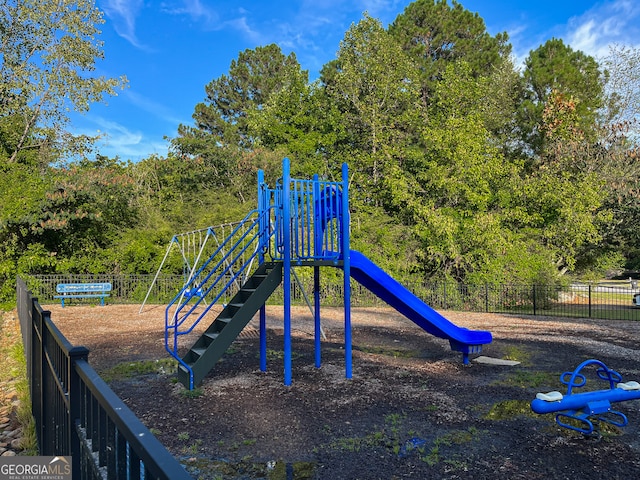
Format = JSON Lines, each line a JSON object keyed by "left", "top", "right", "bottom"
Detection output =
{"left": 501, "top": 345, "right": 532, "bottom": 366}
{"left": 495, "top": 369, "right": 560, "bottom": 389}
{"left": 418, "top": 428, "right": 480, "bottom": 466}
{"left": 320, "top": 413, "right": 481, "bottom": 468}
{"left": 485, "top": 399, "right": 537, "bottom": 420}
{"left": 101, "top": 358, "right": 178, "bottom": 382}
{"left": 181, "top": 457, "right": 316, "bottom": 480}
{"left": 554, "top": 417, "right": 624, "bottom": 437}
{"left": 262, "top": 349, "right": 302, "bottom": 361}
{"left": 322, "top": 413, "right": 406, "bottom": 454}
{"left": 180, "top": 387, "right": 204, "bottom": 399}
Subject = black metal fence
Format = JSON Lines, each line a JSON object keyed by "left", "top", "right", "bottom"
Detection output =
{"left": 16, "top": 277, "right": 192, "bottom": 480}
{"left": 416, "top": 282, "right": 640, "bottom": 321}
{"left": 13, "top": 274, "right": 640, "bottom": 478}
{"left": 279, "top": 278, "right": 640, "bottom": 322}
{"left": 24, "top": 274, "right": 640, "bottom": 321}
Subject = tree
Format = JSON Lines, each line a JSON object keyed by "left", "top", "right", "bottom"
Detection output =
{"left": 601, "top": 44, "right": 640, "bottom": 128}
{"left": 519, "top": 44, "right": 640, "bottom": 275}
{"left": 0, "top": 0, "right": 126, "bottom": 164}
{"left": 404, "top": 62, "right": 527, "bottom": 281}
{"left": 518, "top": 38, "right": 606, "bottom": 157}
{"left": 389, "top": 0, "right": 511, "bottom": 106}
{"left": 17, "top": 156, "right": 137, "bottom": 272}
{"left": 0, "top": 154, "right": 139, "bottom": 300}
{"left": 172, "top": 44, "right": 307, "bottom": 184}
{"left": 592, "top": 45, "right": 640, "bottom": 271}
{"left": 249, "top": 77, "right": 346, "bottom": 177}
{"left": 329, "top": 14, "right": 422, "bottom": 194}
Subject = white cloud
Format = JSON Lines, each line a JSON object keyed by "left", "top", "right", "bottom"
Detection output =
{"left": 101, "top": 0, "right": 146, "bottom": 49}
{"left": 75, "top": 116, "right": 168, "bottom": 161}
{"left": 501, "top": 0, "right": 640, "bottom": 69}
{"left": 225, "top": 16, "right": 264, "bottom": 44}
{"left": 161, "top": 0, "right": 219, "bottom": 26}
{"left": 566, "top": 0, "right": 640, "bottom": 58}
{"left": 124, "top": 91, "right": 187, "bottom": 127}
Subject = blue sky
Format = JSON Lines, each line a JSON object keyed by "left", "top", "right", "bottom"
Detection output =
{"left": 77, "top": 0, "right": 640, "bottom": 161}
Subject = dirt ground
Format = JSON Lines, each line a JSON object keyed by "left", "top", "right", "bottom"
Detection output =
{"left": 44, "top": 302, "right": 640, "bottom": 480}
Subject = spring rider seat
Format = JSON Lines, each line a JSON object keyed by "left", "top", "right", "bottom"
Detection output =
{"left": 530, "top": 359, "right": 640, "bottom": 434}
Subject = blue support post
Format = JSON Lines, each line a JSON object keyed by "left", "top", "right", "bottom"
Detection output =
{"left": 282, "top": 158, "right": 292, "bottom": 386}
{"left": 257, "top": 169, "right": 268, "bottom": 372}
{"left": 260, "top": 308, "right": 267, "bottom": 373}
{"left": 341, "top": 162, "right": 352, "bottom": 379}
{"left": 314, "top": 266, "right": 321, "bottom": 368}
{"left": 313, "top": 175, "right": 322, "bottom": 257}
{"left": 312, "top": 174, "right": 322, "bottom": 369}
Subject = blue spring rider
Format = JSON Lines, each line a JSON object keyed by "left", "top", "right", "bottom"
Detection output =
{"left": 531, "top": 359, "right": 640, "bottom": 434}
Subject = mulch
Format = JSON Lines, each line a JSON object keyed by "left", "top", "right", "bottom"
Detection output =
{"left": 41, "top": 303, "right": 640, "bottom": 479}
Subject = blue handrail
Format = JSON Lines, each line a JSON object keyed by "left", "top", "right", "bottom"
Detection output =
{"left": 165, "top": 207, "right": 273, "bottom": 357}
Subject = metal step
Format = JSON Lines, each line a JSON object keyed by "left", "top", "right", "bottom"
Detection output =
{"left": 178, "top": 262, "right": 283, "bottom": 389}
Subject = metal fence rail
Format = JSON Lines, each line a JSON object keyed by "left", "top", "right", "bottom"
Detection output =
{"left": 419, "top": 282, "right": 640, "bottom": 321}
{"left": 16, "top": 277, "right": 192, "bottom": 480}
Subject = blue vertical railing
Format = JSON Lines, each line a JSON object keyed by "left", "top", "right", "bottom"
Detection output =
{"left": 269, "top": 170, "right": 346, "bottom": 262}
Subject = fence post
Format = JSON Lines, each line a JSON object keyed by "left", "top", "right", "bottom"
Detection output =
{"left": 68, "top": 346, "right": 89, "bottom": 480}
{"left": 588, "top": 284, "right": 592, "bottom": 318}
{"left": 532, "top": 285, "right": 537, "bottom": 316}
{"left": 32, "top": 299, "right": 45, "bottom": 452}
{"left": 443, "top": 282, "right": 447, "bottom": 309}
{"left": 484, "top": 283, "right": 489, "bottom": 313}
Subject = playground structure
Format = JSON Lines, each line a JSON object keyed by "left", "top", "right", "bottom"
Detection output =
{"left": 531, "top": 359, "right": 640, "bottom": 434}
{"left": 164, "top": 158, "right": 492, "bottom": 390}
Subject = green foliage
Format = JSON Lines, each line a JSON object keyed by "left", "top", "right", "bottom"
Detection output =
{"left": 2, "top": 1, "right": 639, "bottom": 301}
{"left": 107, "top": 228, "right": 171, "bottom": 275}
{"left": 350, "top": 205, "right": 420, "bottom": 280}
{"left": 0, "top": 0, "right": 127, "bottom": 164}
{"left": 250, "top": 79, "right": 344, "bottom": 177}
{"left": 519, "top": 38, "right": 606, "bottom": 156}
{"left": 387, "top": 62, "right": 530, "bottom": 281}
{"left": 330, "top": 14, "right": 422, "bottom": 194}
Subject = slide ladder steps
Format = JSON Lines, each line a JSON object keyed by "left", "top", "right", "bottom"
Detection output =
{"left": 178, "top": 262, "right": 283, "bottom": 389}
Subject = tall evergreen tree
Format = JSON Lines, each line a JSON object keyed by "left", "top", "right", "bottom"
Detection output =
{"left": 172, "top": 44, "right": 308, "bottom": 185}
{"left": 389, "top": 0, "right": 511, "bottom": 106}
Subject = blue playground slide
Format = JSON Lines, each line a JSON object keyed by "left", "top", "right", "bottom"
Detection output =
{"left": 347, "top": 250, "right": 492, "bottom": 362}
